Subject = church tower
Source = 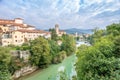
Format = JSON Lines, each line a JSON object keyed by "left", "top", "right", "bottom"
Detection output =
{"left": 55, "top": 24, "right": 59, "bottom": 35}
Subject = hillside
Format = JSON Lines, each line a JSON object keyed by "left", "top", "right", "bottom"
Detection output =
{"left": 64, "top": 28, "right": 93, "bottom": 34}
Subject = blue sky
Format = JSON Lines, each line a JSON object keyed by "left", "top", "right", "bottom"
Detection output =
{"left": 0, "top": 0, "right": 120, "bottom": 29}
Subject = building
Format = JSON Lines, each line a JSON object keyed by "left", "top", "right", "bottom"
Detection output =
{"left": 0, "top": 18, "right": 51, "bottom": 46}
{"left": 55, "top": 24, "right": 66, "bottom": 36}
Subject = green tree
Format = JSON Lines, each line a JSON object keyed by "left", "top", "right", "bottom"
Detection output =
{"left": 76, "top": 38, "right": 120, "bottom": 80}
{"left": 61, "top": 35, "right": 76, "bottom": 56}
{"left": 49, "top": 28, "right": 58, "bottom": 41}
{"left": 20, "top": 42, "right": 30, "bottom": 50}
{"left": 0, "top": 65, "right": 11, "bottom": 80}
{"left": 106, "top": 23, "right": 120, "bottom": 36}
{"left": 48, "top": 40, "right": 60, "bottom": 63}
{"left": 76, "top": 23, "right": 120, "bottom": 80}
{"left": 113, "top": 36, "right": 120, "bottom": 58}
{"left": 30, "top": 37, "right": 51, "bottom": 68}
{"left": 89, "top": 29, "right": 106, "bottom": 44}
{"left": 56, "top": 51, "right": 66, "bottom": 63}
{"left": 0, "top": 47, "right": 11, "bottom": 80}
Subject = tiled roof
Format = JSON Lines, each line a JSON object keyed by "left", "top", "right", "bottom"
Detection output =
{"left": 27, "top": 25, "right": 35, "bottom": 28}
{"left": 59, "top": 30, "right": 65, "bottom": 32}
{"left": 14, "top": 29, "right": 48, "bottom": 33}
{"left": 15, "top": 18, "right": 23, "bottom": 20}
{"left": 0, "top": 19, "right": 14, "bottom": 24}
{"left": 0, "top": 18, "right": 35, "bottom": 28}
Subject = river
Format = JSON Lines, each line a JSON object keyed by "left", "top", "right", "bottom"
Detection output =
{"left": 19, "top": 41, "right": 85, "bottom": 80}
{"left": 19, "top": 55, "right": 76, "bottom": 80}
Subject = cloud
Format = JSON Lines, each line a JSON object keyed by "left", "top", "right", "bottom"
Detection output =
{"left": 0, "top": 0, "right": 120, "bottom": 29}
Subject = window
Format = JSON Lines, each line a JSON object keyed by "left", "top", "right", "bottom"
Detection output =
{"left": 3, "top": 41, "right": 6, "bottom": 42}
{"left": 15, "top": 36, "right": 17, "bottom": 38}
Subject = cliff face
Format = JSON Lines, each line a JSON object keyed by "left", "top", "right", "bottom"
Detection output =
{"left": 10, "top": 50, "right": 38, "bottom": 79}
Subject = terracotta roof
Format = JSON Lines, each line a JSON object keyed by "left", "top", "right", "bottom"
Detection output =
{"left": 27, "top": 25, "right": 35, "bottom": 28}
{"left": 44, "top": 32, "right": 51, "bottom": 35}
{"left": 0, "top": 19, "right": 14, "bottom": 21}
{"left": 0, "top": 18, "right": 34, "bottom": 28}
{"left": 14, "top": 29, "right": 48, "bottom": 33}
{"left": 59, "top": 30, "right": 65, "bottom": 32}
{"left": 0, "top": 23, "right": 27, "bottom": 28}
{"left": 0, "top": 19, "right": 14, "bottom": 24}
{"left": 15, "top": 18, "right": 23, "bottom": 20}
{"left": 0, "top": 22, "right": 34, "bottom": 28}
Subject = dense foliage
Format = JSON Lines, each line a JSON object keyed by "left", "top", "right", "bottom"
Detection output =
{"left": 76, "top": 23, "right": 120, "bottom": 80}
{"left": 48, "top": 40, "right": 60, "bottom": 63}
{"left": 49, "top": 28, "right": 58, "bottom": 41}
{"left": 61, "top": 35, "right": 76, "bottom": 56}
{"left": 0, "top": 47, "right": 11, "bottom": 80}
{"left": 30, "top": 37, "right": 51, "bottom": 68}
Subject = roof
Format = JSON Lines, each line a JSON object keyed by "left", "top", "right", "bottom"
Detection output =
{"left": 0, "top": 18, "right": 35, "bottom": 28}
{"left": 59, "top": 30, "right": 65, "bottom": 32}
{"left": 27, "top": 25, "right": 35, "bottom": 28}
{"left": 15, "top": 18, "right": 23, "bottom": 20}
{"left": 14, "top": 29, "right": 48, "bottom": 33}
{"left": 0, "top": 19, "right": 14, "bottom": 24}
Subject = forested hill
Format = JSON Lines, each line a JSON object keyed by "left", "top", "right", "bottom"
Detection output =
{"left": 45, "top": 28, "right": 93, "bottom": 34}
{"left": 64, "top": 28, "right": 93, "bottom": 34}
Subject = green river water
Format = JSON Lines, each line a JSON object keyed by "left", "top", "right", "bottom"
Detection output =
{"left": 19, "top": 55, "right": 76, "bottom": 80}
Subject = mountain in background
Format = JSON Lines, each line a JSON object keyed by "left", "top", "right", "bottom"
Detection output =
{"left": 45, "top": 28, "right": 93, "bottom": 34}
{"left": 64, "top": 28, "right": 93, "bottom": 34}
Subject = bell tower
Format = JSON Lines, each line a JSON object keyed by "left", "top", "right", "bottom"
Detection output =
{"left": 55, "top": 24, "right": 59, "bottom": 35}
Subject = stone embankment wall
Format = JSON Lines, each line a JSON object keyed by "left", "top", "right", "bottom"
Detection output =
{"left": 12, "top": 66, "right": 37, "bottom": 79}
{"left": 10, "top": 50, "right": 38, "bottom": 79}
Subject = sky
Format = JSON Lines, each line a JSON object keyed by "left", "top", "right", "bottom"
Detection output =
{"left": 0, "top": 0, "right": 120, "bottom": 29}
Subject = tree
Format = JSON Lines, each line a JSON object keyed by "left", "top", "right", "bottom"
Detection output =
{"left": 20, "top": 42, "right": 30, "bottom": 50}
{"left": 76, "top": 23, "right": 120, "bottom": 80}
{"left": 49, "top": 28, "right": 58, "bottom": 41}
{"left": 89, "top": 29, "right": 106, "bottom": 44}
{"left": 48, "top": 40, "right": 60, "bottom": 63}
{"left": 76, "top": 35, "right": 120, "bottom": 80}
{"left": 0, "top": 66, "right": 11, "bottom": 80}
{"left": 30, "top": 37, "right": 51, "bottom": 68}
{"left": 106, "top": 23, "right": 120, "bottom": 36}
{"left": 113, "top": 36, "right": 120, "bottom": 58}
{"left": 0, "top": 47, "right": 11, "bottom": 80}
{"left": 61, "top": 35, "right": 76, "bottom": 56}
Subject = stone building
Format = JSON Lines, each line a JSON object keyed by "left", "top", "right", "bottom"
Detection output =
{"left": 55, "top": 24, "right": 66, "bottom": 36}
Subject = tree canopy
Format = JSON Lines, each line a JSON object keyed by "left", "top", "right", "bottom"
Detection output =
{"left": 30, "top": 37, "right": 51, "bottom": 68}
{"left": 0, "top": 47, "right": 11, "bottom": 80}
{"left": 61, "top": 35, "right": 76, "bottom": 56}
{"left": 76, "top": 23, "right": 120, "bottom": 80}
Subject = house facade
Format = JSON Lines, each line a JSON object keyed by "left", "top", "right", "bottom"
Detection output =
{"left": 0, "top": 18, "right": 51, "bottom": 46}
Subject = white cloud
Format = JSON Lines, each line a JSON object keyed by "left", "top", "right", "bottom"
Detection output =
{"left": 0, "top": 0, "right": 120, "bottom": 29}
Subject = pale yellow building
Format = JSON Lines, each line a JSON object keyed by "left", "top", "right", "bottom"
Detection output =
{"left": 0, "top": 18, "right": 51, "bottom": 46}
